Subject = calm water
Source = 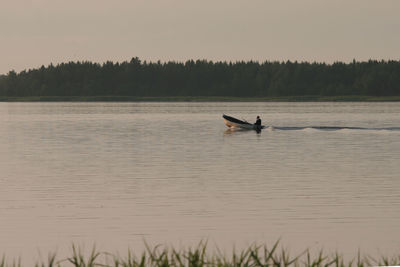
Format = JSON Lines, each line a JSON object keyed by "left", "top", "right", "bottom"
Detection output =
{"left": 1, "top": 102, "right": 400, "bottom": 260}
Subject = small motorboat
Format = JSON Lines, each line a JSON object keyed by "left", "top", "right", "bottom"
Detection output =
{"left": 222, "top": 114, "right": 264, "bottom": 131}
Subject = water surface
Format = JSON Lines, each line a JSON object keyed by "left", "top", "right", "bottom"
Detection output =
{"left": 0, "top": 102, "right": 399, "bottom": 260}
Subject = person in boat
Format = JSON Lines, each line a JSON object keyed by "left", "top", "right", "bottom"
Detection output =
{"left": 254, "top": 116, "right": 261, "bottom": 126}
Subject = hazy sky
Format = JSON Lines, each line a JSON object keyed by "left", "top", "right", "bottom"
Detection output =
{"left": 1, "top": 0, "right": 399, "bottom": 74}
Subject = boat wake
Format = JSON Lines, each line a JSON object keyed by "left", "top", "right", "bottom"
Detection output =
{"left": 224, "top": 125, "right": 400, "bottom": 135}
{"left": 269, "top": 126, "right": 400, "bottom": 132}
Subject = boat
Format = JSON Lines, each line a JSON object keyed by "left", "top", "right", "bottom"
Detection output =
{"left": 222, "top": 114, "right": 264, "bottom": 130}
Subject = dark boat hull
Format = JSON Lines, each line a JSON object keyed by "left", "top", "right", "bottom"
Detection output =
{"left": 223, "top": 114, "right": 263, "bottom": 130}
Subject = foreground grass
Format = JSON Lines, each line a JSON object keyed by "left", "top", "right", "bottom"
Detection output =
{"left": 1, "top": 95, "right": 400, "bottom": 102}
{"left": 1, "top": 241, "right": 399, "bottom": 267}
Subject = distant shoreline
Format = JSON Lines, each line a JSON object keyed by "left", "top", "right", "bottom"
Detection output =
{"left": 1, "top": 95, "right": 400, "bottom": 102}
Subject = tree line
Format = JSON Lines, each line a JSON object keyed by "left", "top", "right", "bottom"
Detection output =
{"left": 0, "top": 58, "right": 399, "bottom": 97}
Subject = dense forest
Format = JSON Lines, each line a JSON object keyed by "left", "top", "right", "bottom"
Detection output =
{"left": 0, "top": 58, "right": 399, "bottom": 97}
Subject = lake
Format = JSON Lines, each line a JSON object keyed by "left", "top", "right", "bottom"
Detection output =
{"left": 0, "top": 102, "right": 399, "bottom": 261}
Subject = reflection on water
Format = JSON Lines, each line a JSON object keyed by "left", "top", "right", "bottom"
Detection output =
{"left": 224, "top": 128, "right": 261, "bottom": 134}
{"left": 0, "top": 102, "right": 400, "bottom": 260}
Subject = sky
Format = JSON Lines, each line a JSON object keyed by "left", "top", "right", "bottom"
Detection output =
{"left": 1, "top": 0, "right": 399, "bottom": 74}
